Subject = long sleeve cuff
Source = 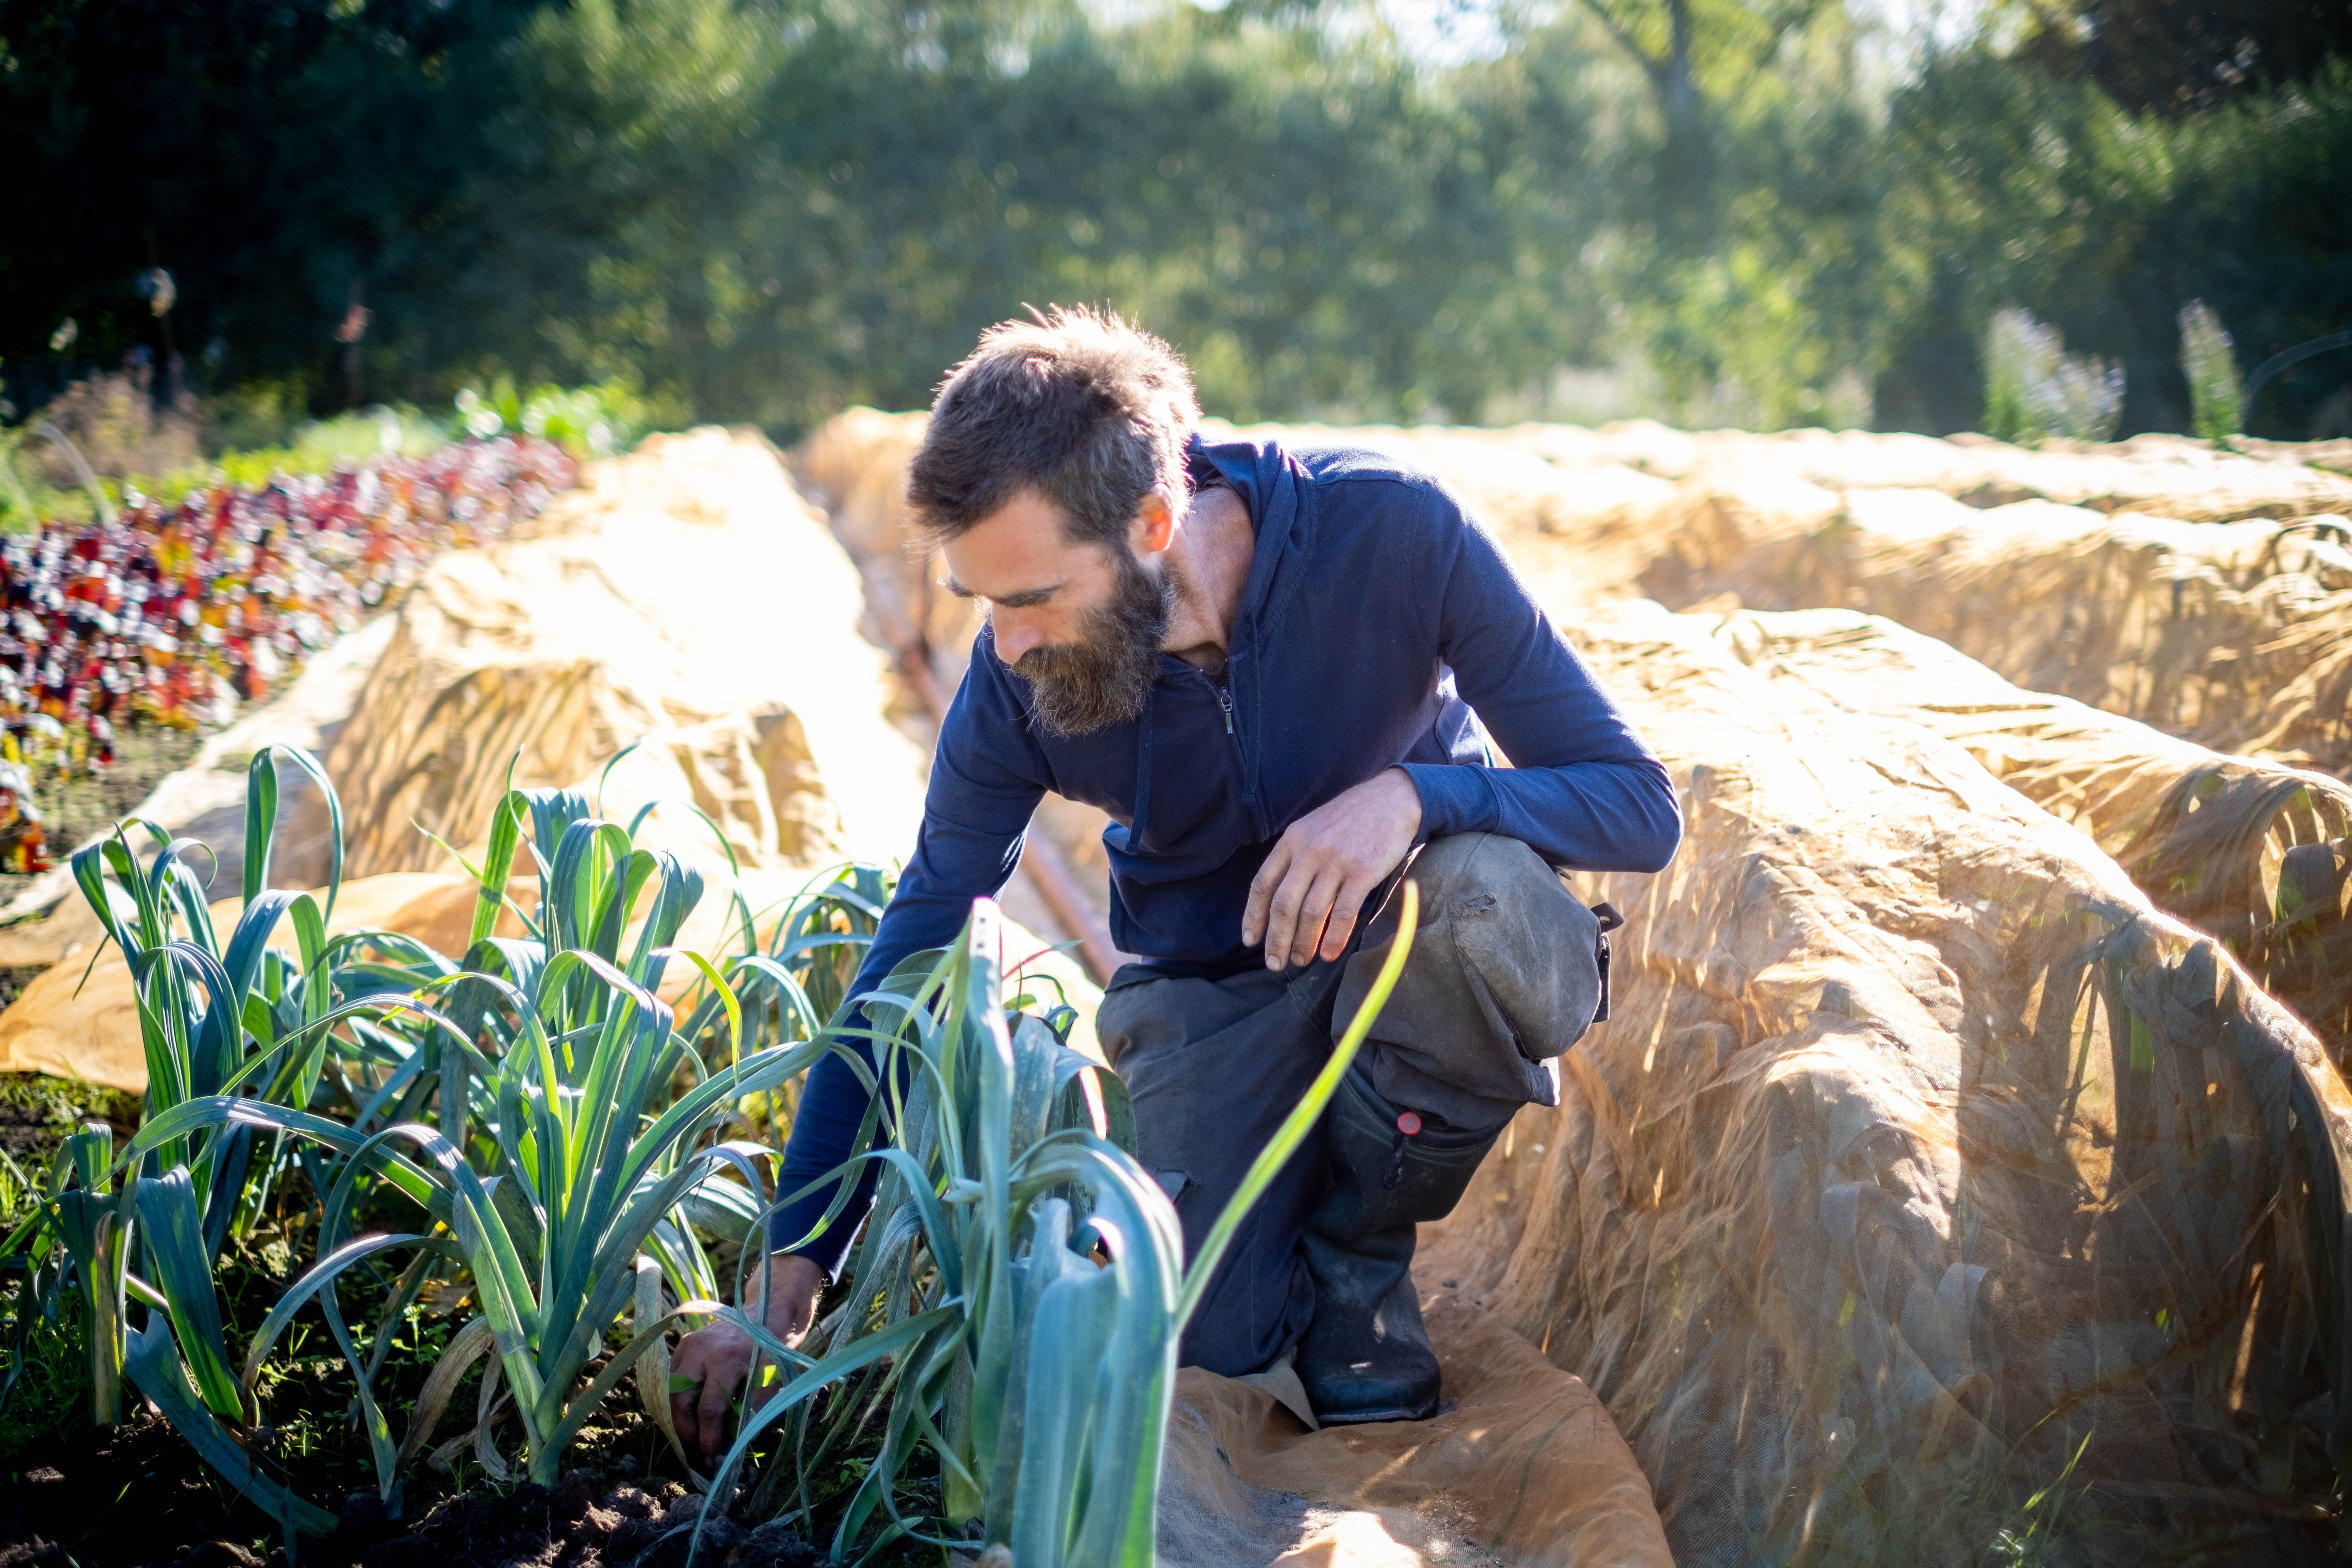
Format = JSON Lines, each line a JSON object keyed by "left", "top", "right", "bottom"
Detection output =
{"left": 1399, "top": 760, "right": 1501, "bottom": 843}
{"left": 767, "top": 1155, "right": 879, "bottom": 1280}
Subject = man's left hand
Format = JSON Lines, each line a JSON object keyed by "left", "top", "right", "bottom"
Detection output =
{"left": 1243, "top": 767, "right": 1423, "bottom": 969}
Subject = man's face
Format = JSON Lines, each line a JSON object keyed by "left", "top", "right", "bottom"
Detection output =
{"left": 940, "top": 487, "right": 1173, "bottom": 736}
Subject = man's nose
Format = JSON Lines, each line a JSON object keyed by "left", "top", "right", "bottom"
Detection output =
{"left": 993, "top": 611, "right": 1045, "bottom": 663}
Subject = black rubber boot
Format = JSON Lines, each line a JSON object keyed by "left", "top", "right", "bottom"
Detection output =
{"left": 1297, "top": 1068, "right": 1502, "bottom": 1424}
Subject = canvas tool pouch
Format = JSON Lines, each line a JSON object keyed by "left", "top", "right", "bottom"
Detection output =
{"left": 1334, "top": 832, "right": 1620, "bottom": 1129}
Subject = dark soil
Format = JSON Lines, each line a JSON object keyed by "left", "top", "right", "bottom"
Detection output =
{"left": 343, "top": 1475, "right": 825, "bottom": 1568}
{"left": 0, "top": 971, "right": 49, "bottom": 1016}
{"left": 0, "top": 1073, "right": 135, "bottom": 1163}
{"left": 0, "top": 1413, "right": 829, "bottom": 1568}
{"left": 0, "top": 1144, "right": 924, "bottom": 1568}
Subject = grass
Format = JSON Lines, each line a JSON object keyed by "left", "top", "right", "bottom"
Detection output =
{"left": 0, "top": 377, "right": 657, "bottom": 533}
{"left": 0, "top": 409, "right": 424, "bottom": 533}
{"left": 0, "top": 1074, "right": 132, "bottom": 1165}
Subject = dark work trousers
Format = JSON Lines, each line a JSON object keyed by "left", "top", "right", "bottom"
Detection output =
{"left": 1096, "top": 831, "right": 1595, "bottom": 1376}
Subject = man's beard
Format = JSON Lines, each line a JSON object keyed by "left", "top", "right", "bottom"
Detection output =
{"left": 1011, "top": 548, "right": 1175, "bottom": 737}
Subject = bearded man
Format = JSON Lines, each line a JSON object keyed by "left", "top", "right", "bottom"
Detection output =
{"left": 671, "top": 307, "right": 1681, "bottom": 1459}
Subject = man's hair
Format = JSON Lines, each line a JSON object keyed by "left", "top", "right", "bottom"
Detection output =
{"left": 907, "top": 305, "right": 1200, "bottom": 549}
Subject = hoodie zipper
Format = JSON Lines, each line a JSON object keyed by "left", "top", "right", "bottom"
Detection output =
{"left": 1203, "top": 669, "right": 1246, "bottom": 785}
{"left": 1223, "top": 659, "right": 1262, "bottom": 830}
{"left": 1205, "top": 668, "right": 1264, "bottom": 839}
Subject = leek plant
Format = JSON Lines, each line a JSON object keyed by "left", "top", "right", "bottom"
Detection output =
{"left": 703, "top": 884, "right": 1419, "bottom": 1566}
{"left": 4, "top": 752, "right": 882, "bottom": 1524}
{"left": 1983, "top": 307, "right": 2125, "bottom": 445}
{"left": 6, "top": 745, "right": 349, "bottom": 1443}
{"left": 107, "top": 780, "right": 874, "bottom": 1504}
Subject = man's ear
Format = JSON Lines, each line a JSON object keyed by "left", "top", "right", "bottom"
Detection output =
{"left": 1130, "top": 488, "right": 1178, "bottom": 556}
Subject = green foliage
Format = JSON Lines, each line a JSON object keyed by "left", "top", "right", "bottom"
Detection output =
{"left": 138, "top": 409, "right": 453, "bottom": 506}
{"left": 0, "top": 1271, "right": 85, "bottom": 1460}
{"left": 0, "top": 1074, "right": 129, "bottom": 1167}
{"left": 0, "top": 749, "right": 864, "bottom": 1522}
{"left": 0, "top": 1078, "right": 130, "bottom": 1455}
{"left": 708, "top": 912, "right": 1179, "bottom": 1563}
{"left": 86, "top": 773, "right": 863, "bottom": 1504}
{"left": 1985, "top": 1432, "right": 2096, "bottom": 1565}
{"left": 0, "top": 0, "right": 547, "bottom": 408}
{"left": 0, "top": 384, "right": 626, "bottom": 531}
{"left": 3, "top": 0, "right": 2346, "bottom": 444}
{"left": 450, "top": 378, "right": 677, "bottom": 458}
{"left": 2178, "top": 299, "right": 2243, "bottom": 440}
{"left": 1875, "top": 53, "right": 2352, "bottom": 435}
{"left": 2008, "top": 0, "right": 2352, "bottom": 116}
{"left": 1982, "top": 307, "right": 2125, "bottom": 443}
{"left": 204, "top": 408, "right": 449, "bottom": 478}
{"left": 426, "top": 0, "right": 1617, "bottom": 428}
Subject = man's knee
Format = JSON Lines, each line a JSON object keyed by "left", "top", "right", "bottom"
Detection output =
{"left": 1334, "top": 832, "right": 1611, "bottom": 1127}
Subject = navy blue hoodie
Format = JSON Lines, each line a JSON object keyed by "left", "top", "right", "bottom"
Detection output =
{"left": 770, "top": 433, "right": 1683, "bottom": 1273}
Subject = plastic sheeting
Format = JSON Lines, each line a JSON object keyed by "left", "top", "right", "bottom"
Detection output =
{"left": 1714, "top": 606, "right": 2352, "bottom": 1064}
{"left": 802, "top": 411, "right": 2352, "bottom": 770}
{"left": 1626, "top": 484, "right": 2352, "bottom": 778}
{"left": 319, "top": 428, "right": 929, "bottom": 881}
{"left": 1422, "top": 600, "right": 2352, "bottom": 1561}
{"left": 1198, "top": 415, "right": 2352, "bottom": 777}
{"left": 789, "top": 407, "right": 2352, "bottom": 1560}
{"left": 792, "top": 406, "right": 975, "bottom": 683}
{"left": 0, "top": 873, "right": 486, "bottom": 1089}
{"left": 1161, "top": 1297, "right": 1671, "bottom": 1566}
{"left": 1213, "top": 419, "right": 2352, "bottom": 523}
{"left": 1667, "top": 427, "right": 2352, "bottom": 522}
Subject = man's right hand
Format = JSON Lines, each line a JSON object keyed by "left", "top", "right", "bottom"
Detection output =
{"left": 669, "top": 1251, "right": 828, "bottom": 1469}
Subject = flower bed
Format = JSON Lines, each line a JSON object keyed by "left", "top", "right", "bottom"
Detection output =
{"left": 0, "top": 436, "right": 576, "bottom": 871}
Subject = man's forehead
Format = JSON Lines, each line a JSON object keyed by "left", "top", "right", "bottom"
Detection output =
{"left": 969, "top": 484, "right": 1072, "bottom": 538}
{"left": 940, "top": 495, "right": 1110, "bottom": 601}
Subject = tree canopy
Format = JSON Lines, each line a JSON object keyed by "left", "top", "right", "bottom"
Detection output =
{"left": 3, "top": 0, "right": 2346, "bottom": 438}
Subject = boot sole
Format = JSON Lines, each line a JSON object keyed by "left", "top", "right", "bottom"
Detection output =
{"left": 1309, "top": 1395, "right": 1441, "bottom": 1426}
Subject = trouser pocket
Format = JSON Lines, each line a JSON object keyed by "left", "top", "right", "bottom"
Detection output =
{"left": 1315, "top": 1066, "right": 1502, "bottom": 1242}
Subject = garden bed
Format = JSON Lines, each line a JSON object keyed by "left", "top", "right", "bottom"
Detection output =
{"left": 0, "top": 1176, "right": 917, "bottom": 1568}
{"left": 0, "top": 1404, "right": 798, "bottom": 1568}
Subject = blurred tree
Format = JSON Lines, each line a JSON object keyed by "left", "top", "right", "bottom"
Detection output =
{"left": 1874, "top": 48, "right": 2352, "bottom": 436}
{"left": 0, "top": 0, "right": 2343, "bottom": 439}
{"left": 406, "top": 0, "right": 1620, "bottom": 428}
{"left": 2020, "top": 0, "right": 2352, "bottom": 114}
{"left": 1568, "top": 0, "right": 1836, "bottom": 249}
{"left": 0, "top": 0, "right": 541, "bottom": 415}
